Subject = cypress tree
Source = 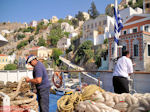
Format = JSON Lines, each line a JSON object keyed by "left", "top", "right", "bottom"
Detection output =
{"left": 88, "top": 1, "right": 100, "bottom": 19}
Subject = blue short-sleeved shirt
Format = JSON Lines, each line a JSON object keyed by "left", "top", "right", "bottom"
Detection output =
{"left": 33, "top": 61, "right": 50, "bottom": 89}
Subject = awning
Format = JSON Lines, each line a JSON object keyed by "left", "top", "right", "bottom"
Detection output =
{"left": 0, "top": 34, "right": 8, "bottom": 47}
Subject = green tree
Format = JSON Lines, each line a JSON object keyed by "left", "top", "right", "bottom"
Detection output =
{"left": 28, "top": 36, "right": 34, "bottom": 43}
{"left": 128, "top": 0, "right": 133, "bottom": 6}
{"left": 88, "top": 1, "right": 100, "bottom": 19}
{"left": 35, "top": 22, "right": 47, "bottom": 35}
{"left": 37, "top": 37, "right": 46, "bottom": 47}
{"left": 51, "top": 48, "right": 63, "bottom": 65}
{"left": 133, "top": 0, "right": 143, "bottom": 8}
{"left": 71, "top": 18, "right": 79, "bottom": 28}
{"left": 75, "top": 40, "right": 94, "bottom": 64}
{"left": 66, "top": 44, "right": 75, "bottom": 54}
{"left": 23, "top": 27, "right": 35, "bottom": 33}
{"left": 47, "top": 24, "right": 64, "bottom": 46}
{"left": 103, "top": 38, "right": 108, "bottom": 44}
{"left": 17, "top": 34, "right": 25, "bottom": 40}
{"left": 94, "top": 48, "right": 108, "bottom": 67}
{"left": 58, "top": 18, "right": 72, "bottom": 25}
{"left": 64, "top": 32, "right": 70, "bottom": 38}
{"left": 4, "top": 64, "right": 17, "bottom": 70}
{"left": 75, "top": 11, "right": 85, "bottom": 21}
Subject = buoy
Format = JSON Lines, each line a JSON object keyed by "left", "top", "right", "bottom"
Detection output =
{"left": 52, "top": 72, "right": 63, "bottom": 88}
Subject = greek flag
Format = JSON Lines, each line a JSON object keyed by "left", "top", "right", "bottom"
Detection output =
{"left": 114, "top": 7, "right": 123, "bottom": 44}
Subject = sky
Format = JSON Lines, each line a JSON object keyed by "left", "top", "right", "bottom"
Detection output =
{"left": 0, "top": 0, "right": 122, "bottom": 23}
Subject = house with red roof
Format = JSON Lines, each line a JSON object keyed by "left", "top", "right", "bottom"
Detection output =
{"left": 108, "top": 14, "right": 150, "bottom": 71}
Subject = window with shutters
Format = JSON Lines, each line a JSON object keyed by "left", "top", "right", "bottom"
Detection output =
{"left": 134, "top": 44, "right": 138, "bottom": 56}
{"left": 148, "top": 44, "right": 150, "bottom": 56}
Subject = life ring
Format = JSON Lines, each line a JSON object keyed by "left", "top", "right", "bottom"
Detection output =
{"left": 52, "top": 72, "right": 63, "bottom": 88}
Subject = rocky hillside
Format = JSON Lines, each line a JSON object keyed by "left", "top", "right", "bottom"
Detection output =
{"left": 0, "top": 19, "right": 83, "bottom": 59}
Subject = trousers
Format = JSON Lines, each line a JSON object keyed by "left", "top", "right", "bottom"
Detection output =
{"left": 37, "top": 87, "right": 50, "bottom": 112}
{"left": 113, "top": 76, "right": 129, "bottom": 94}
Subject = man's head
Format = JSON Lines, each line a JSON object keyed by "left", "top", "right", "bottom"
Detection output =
{"left": 26, "top": 55, "right": 38, "bottom": 67}
{"left": 122, "top": 50, "right": 130, "bottom": 58}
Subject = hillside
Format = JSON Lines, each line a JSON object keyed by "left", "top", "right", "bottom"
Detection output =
{"left": 0, "top": 19, "right": 82, "bottom": 59}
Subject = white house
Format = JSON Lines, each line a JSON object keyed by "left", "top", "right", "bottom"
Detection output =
{"left": 69, "top": 32, "right": 78, "bottom": 39}
{"left": 40, "top": 19, "right": 49, "bottom": 25}
{"left": 66, "top": 15, "right": 74, "bottom": 20}
{"left": 120, "top": 7, "right": 143, "bottom": 23}
{"left": 57, "top": 37, "right": 71, "bottom": 50}
{"left": 81, "top": 15, "right": 114, "bottom": 46}
{"left": 30, "top": 20, "right": 38, "bottom": 27}
{"left": 23, "top": 22, "right": 28, "bottom": 28}
{"left": 61, "top": 22, "right": 74, "bottom": 33}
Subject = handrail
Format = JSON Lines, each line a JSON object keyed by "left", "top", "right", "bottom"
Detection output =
{"left": 54, "top": 70, "right": 113, "bottom": 73}
{"left": 53, "top": 70, "right": 150, "bottom": 74}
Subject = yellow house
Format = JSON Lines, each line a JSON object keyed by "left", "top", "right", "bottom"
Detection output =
{"left": 50, "top": 16, "right": 58, "bottom": 23}
{"left": 29, "top": 46, "right": 52, "bottom": 61}
{"left": 0, "top": 54, "right": 9, "bottom": 70}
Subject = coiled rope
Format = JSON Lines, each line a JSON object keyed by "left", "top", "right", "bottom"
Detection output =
{"left": 0, "top": 77, "right": 38, "bottom": 112}
{"left": 57, "top": 85, "right": 150, "bottom": 112}
{"left": 57, "top": 85, "right": 105, "bottom": 112}
{"left": 76, "top": 88, "right": 150, "bottom": 112}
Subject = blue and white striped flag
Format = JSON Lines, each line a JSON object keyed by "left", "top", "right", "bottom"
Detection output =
{"left": 114, "top": 7, "right": 123, "bottom": 45}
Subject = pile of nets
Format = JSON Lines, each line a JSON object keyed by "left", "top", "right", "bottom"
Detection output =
{"left": 57, "top": 85, "right": 150, "bottom": 112}
{"left": 0, "top": 77, "right": 38, "bottom": 112}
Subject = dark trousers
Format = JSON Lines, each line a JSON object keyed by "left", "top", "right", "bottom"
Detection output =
{"left": 113, "top": 76, "right": 129, "bottom": 94}
{"left": 37, "top": 87, "right": 50, "bottom": 112}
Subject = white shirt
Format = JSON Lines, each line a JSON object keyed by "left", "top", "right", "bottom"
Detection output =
{"left": 113, "top": 56, "right": 133, "bottom": 78}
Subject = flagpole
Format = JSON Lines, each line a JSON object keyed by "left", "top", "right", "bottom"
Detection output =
{"left": 113, "top": 0, "right": 118, "bottom": 59}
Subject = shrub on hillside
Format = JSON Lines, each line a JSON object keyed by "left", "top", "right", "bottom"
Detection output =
{"left": 17, "top": 40, "right": 28, "bottom": 49}
{"left": 4, "top": 64, "right": 17, "bottom": 70}
{"left": 28, "top": 36, "right": 34, "bottom": 43}
{"left": 23, "top": 27, "right": 35, "bottom": 33}
{"left": 17, "top": 34, "right": 25, "bottom": 40}
{"left": 51, "top": 48, "right": 63, "bottom": 66}
{"left": 37, "top": 37, "right": 46, "bottom": 47}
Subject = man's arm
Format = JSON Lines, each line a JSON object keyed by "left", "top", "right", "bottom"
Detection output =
{"left": 25, "top": 77, "right": 42, "bottom": 84}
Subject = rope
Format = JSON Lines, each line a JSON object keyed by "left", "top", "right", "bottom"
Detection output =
{"left": 8, "top": 77, "right": 26, "bottom": 100}
{"left": 57, "top": 85, "right": 105, "bottom": 112}
{"left": 57, "top": 84, "right": 150, "bottom": 112}
{"left": 76, "top": 91, "right": 150, "bottom": 112}
{"left": 0, "top": 77, "right": 38, "bottom": 112}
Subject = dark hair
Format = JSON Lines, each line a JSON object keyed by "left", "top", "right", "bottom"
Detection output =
{"left": 122, "top": 50, "right": 129, "bottom": 56}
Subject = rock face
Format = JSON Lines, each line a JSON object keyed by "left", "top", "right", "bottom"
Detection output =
{"left": 0, "top": 22, "right": 25, "bottom": 32}
{"left": 82, "top": 12, "right": 90, "bottom": 20}
{"left": 61, "top": 22, "right": 74, "bottom": 33}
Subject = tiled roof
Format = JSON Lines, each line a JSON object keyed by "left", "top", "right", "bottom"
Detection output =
{"left": 125, "top": 16, "right": 146, "bottom": 24}
{"left": 0, "top": 54, "right": 7, "bottom": 56}
{"left": 30, "top": 46, "right": 40, "bottom": 50}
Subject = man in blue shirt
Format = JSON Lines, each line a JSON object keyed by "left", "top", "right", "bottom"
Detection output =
{"left": 25, "top": 55, "right": 50, "bottom": 112}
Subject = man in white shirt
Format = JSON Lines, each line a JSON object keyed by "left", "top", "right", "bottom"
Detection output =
{"left": 113, "top": 50, "right": 133, "bottom": 94}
